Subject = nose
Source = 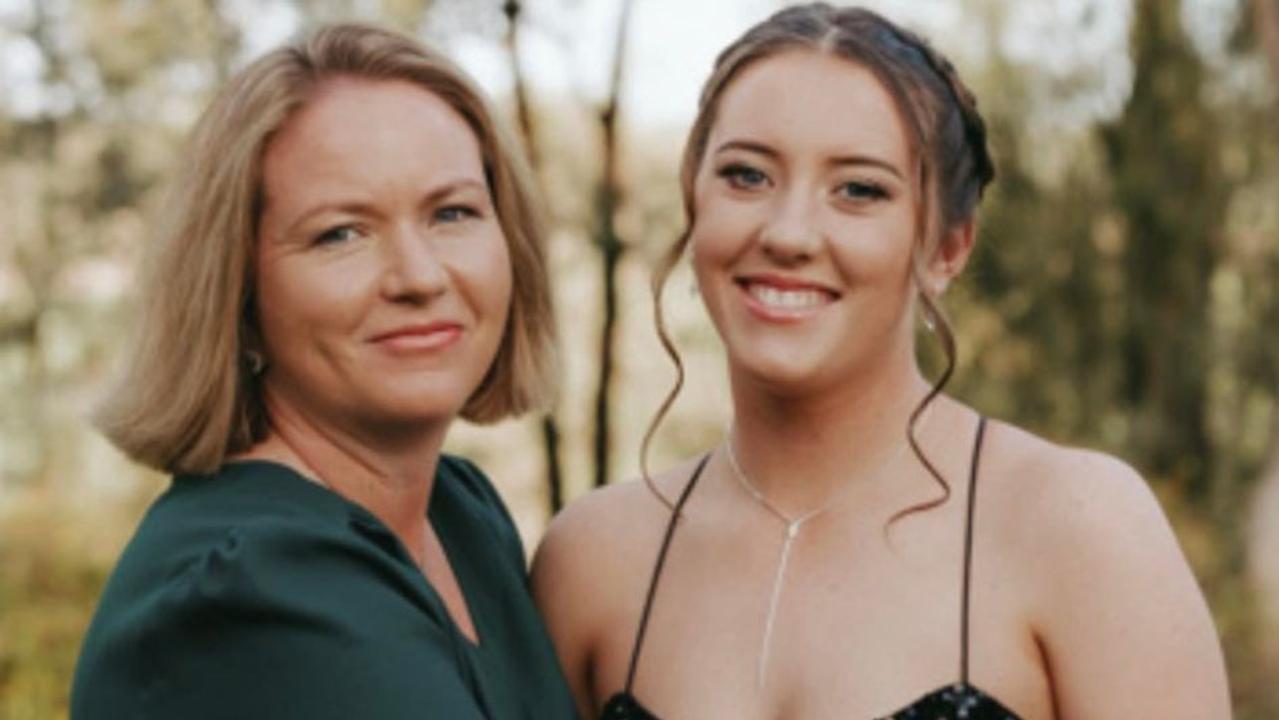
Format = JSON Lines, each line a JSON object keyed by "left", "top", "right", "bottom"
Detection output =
{"left": 379, "top": 224, "right": 448, "bottom": 303}
{"left": 758, "top": 187, "right": 822, "bottom": 264}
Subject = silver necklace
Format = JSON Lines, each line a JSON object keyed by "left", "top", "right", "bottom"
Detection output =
{"left": 724, "top": 422, "right": 912, "bottom": 690}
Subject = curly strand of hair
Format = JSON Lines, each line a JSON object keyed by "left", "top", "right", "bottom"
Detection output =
{"left": 637, "top": 234, "right": 691, "bottom": 513}
{"left": 868, "top": 16, "right": 990, "bottom": 528}
{"left": 888, "top": 285, "right": 959, "bottom": 529}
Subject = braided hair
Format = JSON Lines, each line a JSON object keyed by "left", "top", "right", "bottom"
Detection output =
{"left": 642, "top": 2, "right": 996, "bottom": 518}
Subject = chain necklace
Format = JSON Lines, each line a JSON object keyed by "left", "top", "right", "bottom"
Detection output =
{"left": 724, "top": 421, "right": 913, "bottom": 690}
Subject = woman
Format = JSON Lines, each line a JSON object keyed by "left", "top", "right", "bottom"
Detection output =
{"left": 533, "top": 4, "right": 1230, "bottom": 719}
{"left": 71, "top": 24, "right": 576, "bottom": 719}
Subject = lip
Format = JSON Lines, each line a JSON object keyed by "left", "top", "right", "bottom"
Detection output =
{"left": 735, "top": 273, "right": 841, "bottom": 294}
{"left": 367, "top": 321, "right": 464, "bottom": 352}
{"left": 734, "top": 273, "right": 840, "bottom": 323}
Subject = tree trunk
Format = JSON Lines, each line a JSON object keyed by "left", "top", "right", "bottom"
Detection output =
{"left": 502, "top": 0, "right": 566, "bottom": 513}
{"left": 591, "top": 0, "right": 635, "bottom": 489}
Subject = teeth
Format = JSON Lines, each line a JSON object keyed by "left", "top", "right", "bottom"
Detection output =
{"left": 748, "top": 284, "right": 827, "bottom": 310}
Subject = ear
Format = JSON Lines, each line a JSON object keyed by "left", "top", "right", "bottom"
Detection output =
{"left": 924, "top": 219, "right": 977, "bottom": 296}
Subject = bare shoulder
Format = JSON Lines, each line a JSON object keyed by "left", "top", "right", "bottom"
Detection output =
{"left": 530, "top": 457, "right": 708, "bottom": 711}
{"left": 978, "top": 420, "right": 1229, "bottom": 717}
{"left": 979, "top": 420, "right": 1172, "bottom": 563}
{"left": 534, "top": 457, "right": 702, "bottom": 575}
{"left": 530, "top": 456, "right": 708, "bottom": 644}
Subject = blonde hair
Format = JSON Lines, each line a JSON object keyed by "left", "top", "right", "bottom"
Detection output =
{"left": 96, "top": 23, "right": 555, "bottom": 475}
{"left": 642, "top": 3, "right": 995, "bottom": 512}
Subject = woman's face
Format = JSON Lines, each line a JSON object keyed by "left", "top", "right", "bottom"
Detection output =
{"left": 689, "top": 50, "right": 919, "bottom": 394}
{"left": 255, "top": 78, "right": 511, "bottom": 437}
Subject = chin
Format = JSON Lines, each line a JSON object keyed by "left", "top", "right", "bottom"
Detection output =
{"left": 351, "top": 402, "right": 465, "bottom": 438}
{"left": 732, "top": 352, "right": 834, "bottom": 395}
{"left": 361, "top": 380, "right": 474, "bottom": 424}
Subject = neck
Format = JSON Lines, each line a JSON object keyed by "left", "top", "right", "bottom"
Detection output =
{"left": 240, "top": 389, "right": 449, "bottom": 566}
{"left": 727, "top": 349, "right": 936, "bottom": 514}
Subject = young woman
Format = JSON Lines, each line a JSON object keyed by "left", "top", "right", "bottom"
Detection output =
{"left": 71, "top": 24, "right": 575, "bottom": 718}
{"left": 533, "top": 4, "right": 1231, "bottom": 719}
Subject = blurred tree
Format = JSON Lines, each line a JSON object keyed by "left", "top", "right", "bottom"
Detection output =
{"left": 1100, "top": 0, "right": 1227, "bottom": 497}
{"left": 503, "top": 0, "right": 567, "bottom": 513}
{"left": 591, "top": 0, "right": 636, "bottom": 489}
{"left": 0, "top": 0, "right": 243, "bottom": 492}
{"left": 957, "top": 10, "right": 1124, "bottom": 462}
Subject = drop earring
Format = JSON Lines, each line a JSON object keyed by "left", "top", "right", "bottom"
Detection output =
{"left": 244, "top": 350, "right": 266, "bottom": 376}
{"left": 921, "top": 281, "right": 946, "bottom": 331}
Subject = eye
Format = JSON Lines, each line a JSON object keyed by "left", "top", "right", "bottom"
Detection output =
{"left": 313, "top": 225, "right": 362, "bottom": 246}
{"left": 433, "top": 204, "right": 481, "bottom": 223}
{"left": 717, "top": 163, "right": 770, "bottom": 191}
{"left": 835, "top": 180, "right": 890, "bottom": 202}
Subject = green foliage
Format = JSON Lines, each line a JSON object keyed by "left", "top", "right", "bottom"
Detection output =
{"left": 0, "top": 484, "right": 159, "bottom": 720}
{"left": 1100, "top": 0, "right": 1225, "bottom": 491}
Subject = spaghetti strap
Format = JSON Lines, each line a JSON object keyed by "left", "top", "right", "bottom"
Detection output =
{"left": 960, "top": 416, "right": 989, "bottom": 684}
{"left": 623, "top": 454, "right": 711, "bottom": 694}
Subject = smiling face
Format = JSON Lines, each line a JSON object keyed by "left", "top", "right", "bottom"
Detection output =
{"left": 254, "top": 78, "right": 512, "bottom": 440}
{"left": 690, "top": 50, "right": 920, "bottom": 395}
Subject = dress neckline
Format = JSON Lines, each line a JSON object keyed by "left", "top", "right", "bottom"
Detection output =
{"left": 599, "top": 417, "right": 1025, "bottom": 720}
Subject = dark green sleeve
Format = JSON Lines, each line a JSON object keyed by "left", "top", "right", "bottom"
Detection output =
{"left": 74, "top": 521, "right": 486, "bottom": 720}
{"left": 441, "top": 455, "right": 528, "bottom": 574}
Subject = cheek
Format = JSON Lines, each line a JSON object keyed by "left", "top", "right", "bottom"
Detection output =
{"left": 830, "top": 213, "right": 917, "bottom": 287}
{"left": 451, "top": 228, "right": 513, "bottom": 322}
{"left": 688, "top": 224, "right": 733, "bottom": 310}
{"left": 688, "top": 224, "right": 738, "bottom": 332}
{"left": 487, "top": 249, "right": 513, "bottom": 324}
{"left": 255, "top": 253, "right": 374, "bottom": 353}
{"left": 688, "top": 197, "right": 756, "bottom": 275}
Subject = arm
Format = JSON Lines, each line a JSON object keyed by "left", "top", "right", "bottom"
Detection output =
{"left": 138, "top": 524, "right": 486, "bottom": 720}
{"left": 532, "top": 494, "right": 615, "bottom": 719}
{"left": 1031, "top": 451, "right": 1231, "bottom": 719}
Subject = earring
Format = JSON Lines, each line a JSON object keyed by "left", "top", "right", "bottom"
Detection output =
{"left": 245, "top": 350, "right": 266, "bottom": 376}
{"left": 919, "top": 292, "right": 939, "bottom": 332}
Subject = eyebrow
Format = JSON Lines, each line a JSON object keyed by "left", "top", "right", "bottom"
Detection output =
{"left": 712, "top": 138, "right": 905, "bottom": 181}
{"left": 279, "top": 177, "right": 488, "bottom": 238}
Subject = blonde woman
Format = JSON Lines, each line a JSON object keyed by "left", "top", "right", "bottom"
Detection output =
{"left": 71, "top": 25, "right": 575, "bottom": 719}
{"left": 533, "top": 4, "right": 1230, "bottom": 719}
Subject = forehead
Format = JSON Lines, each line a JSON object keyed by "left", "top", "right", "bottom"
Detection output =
{"left": 262, "top": 77, "right": 485, "bottom": 193}
{"left": 709, "top": 50, "right": 911, "bottom": 166}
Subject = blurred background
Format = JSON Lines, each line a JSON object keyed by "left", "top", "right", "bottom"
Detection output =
{"left": 1, "top": 0, "right": 1276, "bottom": 716}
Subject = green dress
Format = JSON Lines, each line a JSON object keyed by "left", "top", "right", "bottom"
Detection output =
{"left": 70, "top": 456, "right": 578, "bottom": 719}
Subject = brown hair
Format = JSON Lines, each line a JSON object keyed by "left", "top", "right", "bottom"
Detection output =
{"left": 642, "top": 3, "right": 996, "bottom": 512}
{"left": 96, "top": 23, "right": 555, "bottom": 475}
